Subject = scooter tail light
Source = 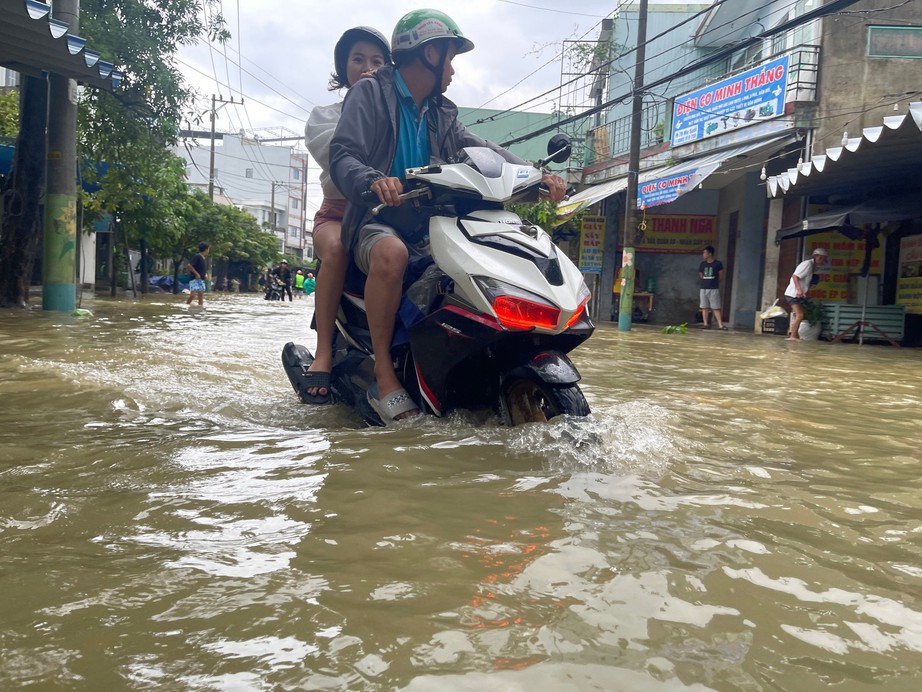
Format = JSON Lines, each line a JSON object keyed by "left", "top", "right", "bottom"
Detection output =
{"left": 563, "top": 285, "right": 592, "bottom": 330}
{"left": 473, "top": 276, "right": 561, "bottom": 331}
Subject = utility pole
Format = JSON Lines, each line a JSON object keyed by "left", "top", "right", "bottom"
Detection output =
{"left": 270, "top": 181, "right": 277, "bottom": 235}
{"left": 301, "top": 157, "right": 308, "bottom": 253}
{"left": 208, "top": 94, "right": 242, "bottom": 200}
{"left": 618, "top": 0, "right": 648, "bottom": 332}
{"left": 208, "top": 95, "right": 216, "bottom": 200}
{"left": 43, "top": 0, "right": 80, "bottom": 311}
{"left": 271, "top": 181, "right": 286, "bottom": 240}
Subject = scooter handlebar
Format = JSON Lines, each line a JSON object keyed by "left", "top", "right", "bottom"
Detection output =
{"left": 369, "top": 187, "right": 431, "bottom": 216}
{"left": 537, "top": 185, "right": 572, "bottom": 202}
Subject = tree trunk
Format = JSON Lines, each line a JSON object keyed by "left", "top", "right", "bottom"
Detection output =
{"left": 0, "top": 77, "right": 47, "bottom": 308}
{"left": 139, "top": 237, "right": 149, "bottom": 295}
{"left": 172, "top": 258, "right": 181, "bottom": 294}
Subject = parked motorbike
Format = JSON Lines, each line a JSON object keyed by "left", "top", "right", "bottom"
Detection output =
{"left": 283, "top": 135, "right": 594, "bottom": 426}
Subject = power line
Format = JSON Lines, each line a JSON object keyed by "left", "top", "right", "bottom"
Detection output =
{"left": 481, "top": 0, "right": 730, "bottom": 123}
{"left": 494, "top": 0, "right": 610, "bottom": 19}
{"left": 501, "top": 0, "right": 866, "bottom": 147}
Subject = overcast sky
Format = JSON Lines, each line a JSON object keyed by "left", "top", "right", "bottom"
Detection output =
{"left": 176, "top": 1, "right": 628, "bottom": 142}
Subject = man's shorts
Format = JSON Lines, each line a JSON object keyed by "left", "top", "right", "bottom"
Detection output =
{"left": 787, "top": 296, "right": 807, "bottom": 304}
{"left": 354, "top": 224, "right": 429, "bottom": 276}
{"left": 699, "top": 288, "right": 721, "bottom": 309}
{"left": 189, "top": 278, "right": 207, "bottom": 293}
{"left": 354, "top": 224, "right": 398, "bottom": 275}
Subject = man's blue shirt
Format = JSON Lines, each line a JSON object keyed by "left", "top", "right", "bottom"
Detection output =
{"left": 390, "top": 69, "right": 431, "bottom": 179}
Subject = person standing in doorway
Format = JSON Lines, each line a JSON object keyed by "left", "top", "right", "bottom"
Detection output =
{"left": 785, "top": 247, "right": 829, "bottom": 340}
{"left": 186, "top": 242, "right": 209, "bottom": 306}
{"left": 698, "top": 245, "right": 726, "bottom": 330}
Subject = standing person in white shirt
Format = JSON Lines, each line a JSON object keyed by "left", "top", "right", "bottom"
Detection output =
{"left": 784, "top": 247, "right": 828, "bottom": 340}
{"left": 302, "top": 27, "right": 390, "bottom": 404}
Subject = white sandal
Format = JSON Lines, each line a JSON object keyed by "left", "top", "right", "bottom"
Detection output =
{"left": 367, "top": 384, "right": 420, "bottom": 422}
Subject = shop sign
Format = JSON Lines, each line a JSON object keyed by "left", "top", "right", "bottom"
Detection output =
{"left": 804, "top": 232, "right": 882, "bottom": 302}
{"left": 638, "top": 170, "right": 696, "bottom": 208}
{"left": 628, "top": 214, "right": 717, "bottom": 254}
{"left": 896, "top": 234, "right": 922, "bottom": 314}
{"left": 672, "top": 55, "right": 789, "bottom": 146}
{"left": 578, "top": 216, "right": 605, "bottom": 273}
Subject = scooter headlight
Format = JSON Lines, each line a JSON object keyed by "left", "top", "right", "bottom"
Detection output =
{"left": 472, "top": 276, "right": 561, "bottom": 331}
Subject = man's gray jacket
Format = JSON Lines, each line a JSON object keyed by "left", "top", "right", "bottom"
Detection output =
{"left": 330, "top": 65, "right": 526, "bottom": 252}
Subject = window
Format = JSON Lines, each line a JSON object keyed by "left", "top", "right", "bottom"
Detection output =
{"left": 292, "top": 168, "right": 301, "bottom": 181}
{"left": 291, "top": 198, "right": 300, "bottom": 210}
{"left": 868, "top": 26, "right": 922, "bottom": 59}
{"left": 245, "top": 168, "right": 254, "bottom": 178}
{"left": 729, "top": 40, "right": 766, "bottom": 71}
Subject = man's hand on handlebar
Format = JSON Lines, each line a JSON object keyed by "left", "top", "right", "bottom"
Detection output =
{"left": 539, "top": 174, "right": 567, "bottom": 203}
{"left": 371, "top": 177, "right": 404, "bottom": 207}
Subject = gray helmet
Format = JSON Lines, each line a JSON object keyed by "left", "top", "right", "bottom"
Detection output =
{"left": 333, "top": 26, "right": 391, "bottom": 88}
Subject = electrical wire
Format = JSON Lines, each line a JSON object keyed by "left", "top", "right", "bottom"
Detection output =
{"left": 494, "top": 0, "right": 610, "bottom": 19}
{"left": 501, "top": 0, "right": 866, "bottom": 146}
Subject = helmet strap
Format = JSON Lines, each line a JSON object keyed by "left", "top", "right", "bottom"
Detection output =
{"left": 420, "top": 41, "right": 450, "bottom": 107}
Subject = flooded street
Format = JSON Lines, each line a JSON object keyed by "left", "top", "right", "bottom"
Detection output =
{"left": 2, "top": 293, "right": 922, "bottom": 690}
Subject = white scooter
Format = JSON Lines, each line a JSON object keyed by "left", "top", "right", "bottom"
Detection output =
{"left": 283, "top": 135, "right": 594, "bottom": 425}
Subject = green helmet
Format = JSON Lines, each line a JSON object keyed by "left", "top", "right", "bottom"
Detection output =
{"left": 391, "top": 9, "right": 474, "bottom": 56}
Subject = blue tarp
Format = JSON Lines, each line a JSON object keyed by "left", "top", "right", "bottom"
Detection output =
{"left": 149, "top": 275, "right": 188, "bottom": 292}
{"left": 1, "top": 143, "right": 107, "bottom": 192}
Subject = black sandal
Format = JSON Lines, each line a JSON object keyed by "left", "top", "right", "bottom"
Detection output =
{"left": 298, "top": 370, "right": 332, "bottom": 405}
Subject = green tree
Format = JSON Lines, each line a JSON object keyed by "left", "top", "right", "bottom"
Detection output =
{"left": 161, "top": 188, "right": 278, "bottom": 293}
{"left": 0, "top": 89, "right": 18, "bottom": 138}
{"left": 0, "top": 0, "right": 227, "bottom": 306}
{"left": 509, "top": 199, "right": 587, "bottom": 253}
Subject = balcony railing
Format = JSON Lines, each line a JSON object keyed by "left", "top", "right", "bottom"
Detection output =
{"left": 584, "top": 44, "right": 820, "bottom": 167}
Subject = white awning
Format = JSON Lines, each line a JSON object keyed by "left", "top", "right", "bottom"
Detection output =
{"left": 557, "top": 134, "right": 793, "bottom": 222}
{"left": 637, "top": 135, "right": 793, "bottom": 207}
{"left": 556, "top": 176, "right": 631, "bottom": 221}
{"left": 767, "top": 101, "right": 922, "bottom": 198}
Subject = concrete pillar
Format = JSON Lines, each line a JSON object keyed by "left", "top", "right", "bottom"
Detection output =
{"left": 42, "top": 0, "right": 79, "bottom": 311}
{"left": 755, "top": 196, "right": 785, "bottom": 333}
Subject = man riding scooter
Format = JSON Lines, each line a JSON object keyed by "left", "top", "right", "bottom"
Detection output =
{"left": 330, "top": 8, "right": 566, "bottom": 423}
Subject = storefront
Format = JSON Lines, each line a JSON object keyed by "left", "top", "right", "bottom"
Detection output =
{"left": 562, "top": 135, "right": 796, "bottom": 326}
{"left": 764, "top": 103, "right": 922, "bottom": 344}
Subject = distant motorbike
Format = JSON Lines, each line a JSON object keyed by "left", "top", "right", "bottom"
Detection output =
{"left": 264, "top": 278, "right": 285, "bottom": 301}
{"left": 283, "top": 134, "right": 593, "bottom": 426}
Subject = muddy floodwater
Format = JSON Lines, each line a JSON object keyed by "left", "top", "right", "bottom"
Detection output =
{"left": 2, "top": 293, "right": 921, "bottom": 690}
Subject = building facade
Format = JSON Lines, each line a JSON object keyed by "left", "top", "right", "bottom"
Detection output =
{"left": 570, "top": 0, "right": 921, "bottom": 339}
{"left": 174, "top": 134, "right": 311, "bottom": 258}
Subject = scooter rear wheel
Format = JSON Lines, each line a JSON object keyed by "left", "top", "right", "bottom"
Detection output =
{"left": 501, "top": 378, "right": 590, "bottom": 425}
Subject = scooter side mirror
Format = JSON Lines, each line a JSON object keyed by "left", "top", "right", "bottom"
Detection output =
{"left": 546, "top": 134, "right": 571, "bottom": 164}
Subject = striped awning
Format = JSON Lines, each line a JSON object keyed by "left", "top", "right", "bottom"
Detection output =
{"left": 0, "top": 0, "right": 122, "bottom": 90}
{"left": 767, "top": 102, "right": 922, "bottom": 198}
